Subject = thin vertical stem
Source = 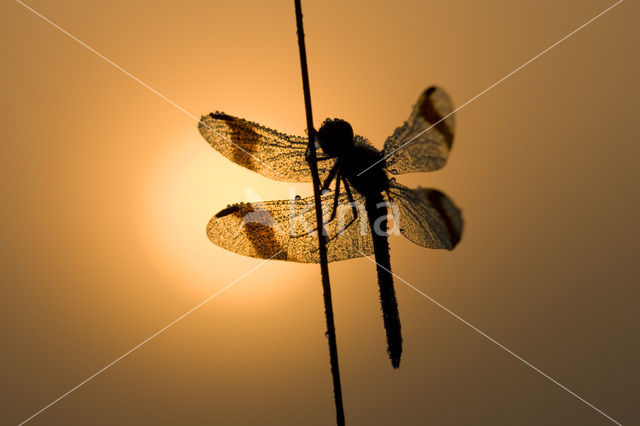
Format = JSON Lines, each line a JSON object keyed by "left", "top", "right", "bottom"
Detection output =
{"left": 293, "top": 1, "right": 345, "bottom": 425}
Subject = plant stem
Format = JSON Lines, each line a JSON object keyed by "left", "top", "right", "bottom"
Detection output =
{"left": 293, "top": 1, "right": 345, "bottom": 425}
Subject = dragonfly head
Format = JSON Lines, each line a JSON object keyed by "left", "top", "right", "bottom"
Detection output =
{"left": 317, "top": 118, "right": 354, "bottom": 158}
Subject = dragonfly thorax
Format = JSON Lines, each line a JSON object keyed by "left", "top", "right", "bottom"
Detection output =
{"left": 318, "top": 118, "right": 389, "bottom": 195}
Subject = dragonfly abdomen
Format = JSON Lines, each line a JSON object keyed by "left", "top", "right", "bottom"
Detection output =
{"left": 364, "top": 192, "right": 402, "bottom": 369}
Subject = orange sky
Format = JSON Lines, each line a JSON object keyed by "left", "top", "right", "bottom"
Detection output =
{"left": 2, "top": 1, "right": 639, "bottom": 424}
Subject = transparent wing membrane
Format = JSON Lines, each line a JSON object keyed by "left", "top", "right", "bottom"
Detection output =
{"left": 383, "top": 86, "right": 455, "bottom": 174}
{"left": 207, "top": 191, "right": 374, "bottom": 263}
{"left": 198, "top": 113, "right": 336, "bottom": 182}
{"left": 387, "top": 180, "right": 462, "bottom": 250}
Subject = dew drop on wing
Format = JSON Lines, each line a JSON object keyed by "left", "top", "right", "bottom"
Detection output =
{"left": 295, "top": 195, "right": 302, "bottom": 201}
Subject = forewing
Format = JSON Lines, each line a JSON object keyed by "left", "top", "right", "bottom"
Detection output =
{"left": 207, "top": 191, "right": 373, "bottom": 263}
{"left": 198, "top": 112, "right": 336, "bottom": 182}
{"left": 383, "top": 86, "right": 455, "bottom": 174}
{"left": 387, "top": 181, "right": 462, "bottom": 250}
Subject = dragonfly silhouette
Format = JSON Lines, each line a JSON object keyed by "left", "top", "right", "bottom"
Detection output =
{"left": 198, "top": 86, "right": 462, "bottom": 368}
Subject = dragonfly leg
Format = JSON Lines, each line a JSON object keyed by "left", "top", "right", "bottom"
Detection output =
{"left": 291, "top": 171, "right": 342, "bottom": 239}
{"left": 328, "top": 172, "right": 341, "bottom": 222}
{"left": 322, "top": 163, "right": 339, "bottom": 191}
{"left": 342, "top": 176, "right": 359, "bottom": 221}
{"left": 311, "top": 180, "right": 359, "bottom": 249}
{"left": 309, "top": 180, "right": 360, "bottom": 250}
{"left": 309, "top": 176, "right": 360, "bottom": 246}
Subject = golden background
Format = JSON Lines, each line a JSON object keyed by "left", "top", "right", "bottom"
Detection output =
{"left": 2, "top": 0, "right": 638, "bottom": 424}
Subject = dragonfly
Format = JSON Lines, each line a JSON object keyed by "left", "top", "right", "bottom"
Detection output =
{"left": 198, "top": 86, "right": 463, "bottom": 368}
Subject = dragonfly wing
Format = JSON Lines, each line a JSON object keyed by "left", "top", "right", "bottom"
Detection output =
{"left": 198, "top": 112, "right": 336, "bottom": 182}
{"left": 207, "top": 191, "right": 374, "bottom": 263}
{"left": 383, "top": 86, "right": 455, "bottom": 174}
{"left": 387, "top": 181, "right": 462, "bottom": 250}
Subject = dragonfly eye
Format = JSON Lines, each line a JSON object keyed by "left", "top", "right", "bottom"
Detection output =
{"left": 318, "top": 118, "right": 354, "bottom": 157}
